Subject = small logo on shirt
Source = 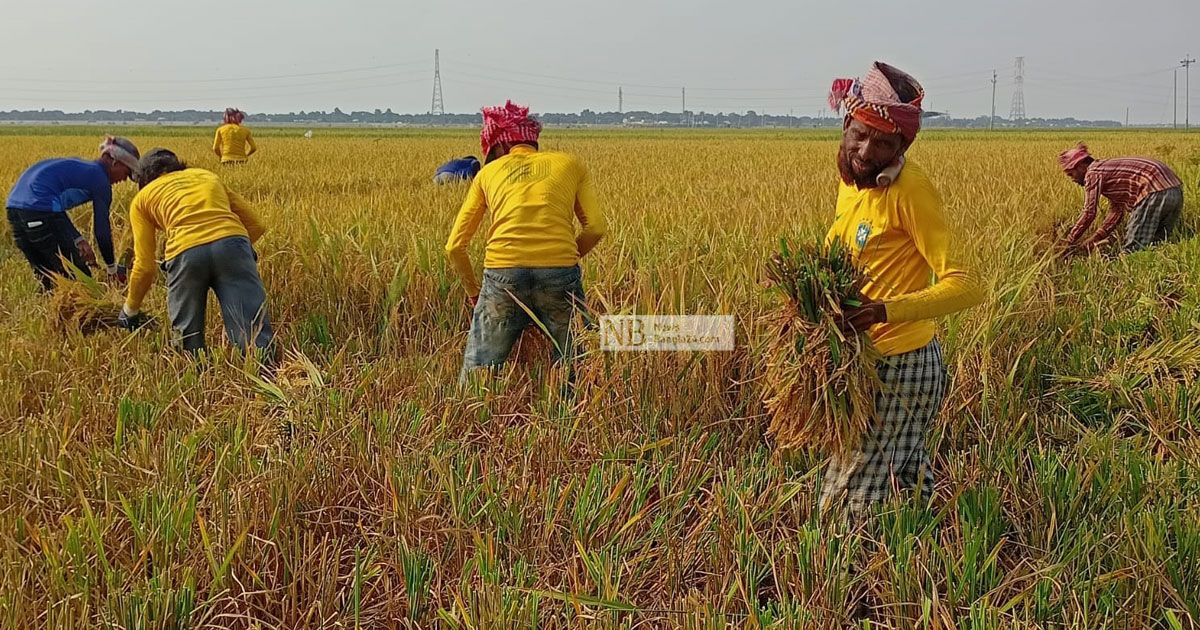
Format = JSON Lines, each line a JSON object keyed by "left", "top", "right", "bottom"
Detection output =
{"left": 855, "top": 222, "right": 872, "bottom": 250}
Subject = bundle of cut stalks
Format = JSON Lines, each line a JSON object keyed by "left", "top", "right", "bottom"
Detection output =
{"left": 1035, "top": 217, "right": 1121, "bottom": 260}
{"left": 762, "top": 237, "right": 880, "bottom": 454}
{"left": 49, "top": 264, "right": 122, "bottom": 334}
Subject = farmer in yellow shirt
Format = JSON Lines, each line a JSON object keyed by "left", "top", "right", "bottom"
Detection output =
{"left": 445, "top": 101, "right": 606, "bottom": 382}
{"left": 212, "top": 108, "right": 257, "bottom": 164}
{"left": 820, "top": 62, "right": 984, "bottom": 514}
{"left": 119, "top": 148, "right": 273, "bottom": 355}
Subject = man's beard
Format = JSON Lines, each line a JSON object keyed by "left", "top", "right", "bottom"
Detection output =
{"left": 837, "top": 145, "right": 887, "bottom": 189}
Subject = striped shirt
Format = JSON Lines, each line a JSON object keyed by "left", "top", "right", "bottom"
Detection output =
{"left": 1067, "top": 157, "right": 1182, "bottom": 244}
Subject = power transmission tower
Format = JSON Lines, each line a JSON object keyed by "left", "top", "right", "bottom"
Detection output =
{"left": 1174, "top": 69, "right": 1178, "bottom": 128}
{"left": 618, "top": 87, "right": 623, "bottom": 114}
{"left": 990, "top": 69, "right": 997, "bottom": 130}
{"left": 1182, "top": 55, "right": 1196, "bottom": 129}
{"left": 430, "top": 49, "right": 444, "bottom": 116}
{"left": 1009, "top": 57, "right": 1025, "bottom": 121}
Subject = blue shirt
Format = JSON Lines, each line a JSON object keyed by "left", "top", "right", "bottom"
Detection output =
{"left": 433, "top": 156, "right": 481, "bottom": 183}
{"left": 5, "top": 158, "right": 115, "bottom": 265}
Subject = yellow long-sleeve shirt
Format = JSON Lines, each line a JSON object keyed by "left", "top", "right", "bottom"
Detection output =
{"left": 445, "top": 145, "right": 606, "bottom": 297}
{"left": 125, "top": 168, "right": 266, "bottom": 311}
{"left": 213, "top": 123, "right": 257, "bottom": 163}
{"left": 826, "top": 160, "right": 984, "bottom": 357}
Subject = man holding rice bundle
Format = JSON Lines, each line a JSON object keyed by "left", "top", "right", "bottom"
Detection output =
{"left": 821, "top": 62, "right": 984, "bottom": 514}
{"left": 445, "top": 100, "right": 606, "bottom": 383}
{"left": 5, "top": 136, "right": 140, "bottom": 290}
{"left": 1057, "top": 143, "right": 1183, "bottom": 255}
{"left": 120, "top": 149, "right": 273, "bottom": 356}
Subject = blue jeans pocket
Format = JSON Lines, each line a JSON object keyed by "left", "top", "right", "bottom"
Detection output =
{"left": 539, "top": 265, "right": 582, "bottom": 288}
{"left": 482, "top": 268, "right": 520, "bottom": 288}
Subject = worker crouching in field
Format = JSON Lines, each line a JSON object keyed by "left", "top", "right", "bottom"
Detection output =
{"left": 821, "top": 62, "right": 985, "bottom": 514}
{"left": 120, "top": 149, "right": 274, "bottom": 358}
{"left": 5, "top": 136, "right": 140, "bottom": 290}
{"left": 213, "top": 108, "right": 258, "bottom": 164}
{"left": 1058, "top": 143, "right": 1184, "bottom": 256}
{"left": 445, "top": 101, "right": 606, "bottom": 384}
{"left": 433, "top": 155, "right": 481, "bottom": 184}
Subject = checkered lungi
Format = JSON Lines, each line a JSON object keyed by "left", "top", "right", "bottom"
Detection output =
{"left": 819, "top": 339, "right": 948, "bottom": 514}
{"left": 1125, "top": 186, "right": 1183, "bottom": 252}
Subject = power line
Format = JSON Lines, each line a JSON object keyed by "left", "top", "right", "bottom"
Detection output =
{"left": 0, "top": 77, "right": 431, "bottom": 107}
{"left": 5, "top": 55, "right": 1180, "bottom": 119}
{"left": 447, "top": 67, "right": 619, "bottom": 95}
{"left": 1025, "top": 79, "right": 1177, "bottom": 108}
{"left": 1034, "top": 66, "right": 1177, "bottom": 89}
{"left": 0, "top": 60, "right": 429, "bottom": 86}
{"left": 0, "top": 69, "right": 430, "bottom": 96}
{"left": 921, "top": 68, "right": 1000, "bottom": 83}
{"left": 447, "top": 70, "right": 825, "bottom": 106}
{"left": 441, "top": 55, "right": 812, "bottom": 93}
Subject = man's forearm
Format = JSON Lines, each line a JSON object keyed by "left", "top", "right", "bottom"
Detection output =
{"left": 446, "top": 248, "right": 481, "bottom": 296}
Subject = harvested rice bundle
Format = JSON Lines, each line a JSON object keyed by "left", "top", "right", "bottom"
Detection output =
{"left": 49, "top": 266, "right": 122, "bottom": 334}
{"left": 762, "top": 237, "right": 880, "bottom": 454}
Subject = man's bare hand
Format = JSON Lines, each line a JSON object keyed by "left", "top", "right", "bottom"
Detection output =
{"left": 835, "top": 300, "right": 886, "bottom": 336}
{"left": 74, "top": 238, "right": 97, "bottom": 265}
{"left": 1056, "top": 239, "right": 1083, "bottom": 260}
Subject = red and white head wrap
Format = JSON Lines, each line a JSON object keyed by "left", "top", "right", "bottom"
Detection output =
{"left": 1058, "top": 142, "right": 1092, "bottom": 171}
{"left": 480, "top": 100, "right": 542, "bottom": 158}
{"left": 829, "top": 62, "right": 925, "bottom": 143}
{"left": 98, "top": 135, "right": 141, "bottom": 172}
{"left": 224, "top": 108, "right": 246, "bottom": 125}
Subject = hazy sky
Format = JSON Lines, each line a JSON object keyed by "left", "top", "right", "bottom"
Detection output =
{"left": 2, "top": 0, "right": 1197, "bottom": 123}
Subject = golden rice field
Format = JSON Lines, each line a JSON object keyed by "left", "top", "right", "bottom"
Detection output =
{"left": 0, "top": 126, "right": 1198, "bottom": 628}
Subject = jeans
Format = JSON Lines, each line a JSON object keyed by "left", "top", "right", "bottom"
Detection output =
{"left": 7, "top": 208, "right": 89, "bottom": 291}
{"left": 164, "top": 235, "right": 273, "bottom": 353}
{"left": 460, "top": 265, "right": 584, "bottom": 382}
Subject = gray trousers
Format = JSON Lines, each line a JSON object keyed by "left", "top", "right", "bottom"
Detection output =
{"left": 164, "top": 236, "right": 273, "bottom": 353}
{"left": 1125, "top": 186, "right": 1183, "bottom": 252}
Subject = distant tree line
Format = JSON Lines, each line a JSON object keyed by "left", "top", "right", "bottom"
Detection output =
{"left": 0, "top": 108, "right": 1122, "bottom": 128}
